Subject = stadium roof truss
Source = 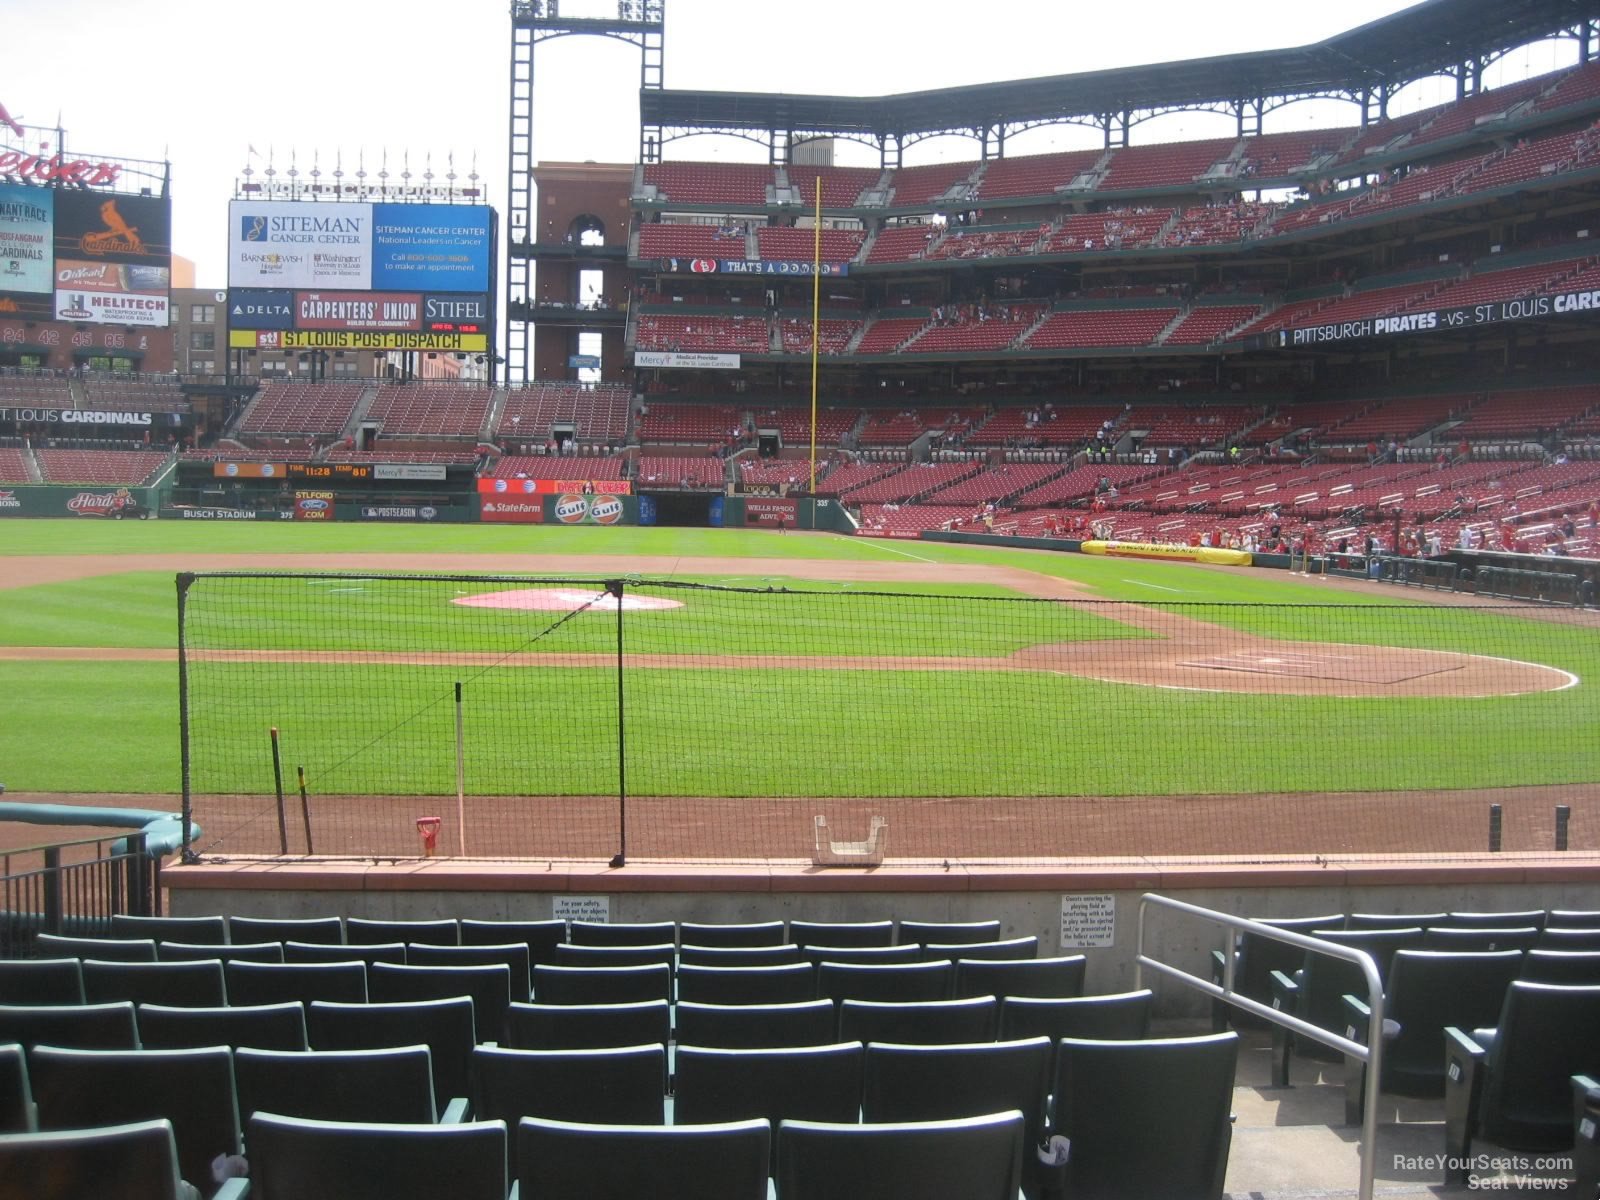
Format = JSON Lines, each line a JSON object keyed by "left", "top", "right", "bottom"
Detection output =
{"left": 638, "top": 0, "right": 1600, "bottom": 165}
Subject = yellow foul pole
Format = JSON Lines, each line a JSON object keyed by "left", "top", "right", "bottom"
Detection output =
{"left": 809, "top": 175, "right": 822, "bottom": 496}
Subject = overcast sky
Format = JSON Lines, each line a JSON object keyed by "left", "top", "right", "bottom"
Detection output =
{"left": 4, "top": 0, "right": 1582, "bottom": 286}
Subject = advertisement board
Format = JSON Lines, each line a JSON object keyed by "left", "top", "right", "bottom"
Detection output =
{"left": 478, "top": 496, "right": 544, "bottom": 523}
{"left": 296, "top": 291, "right": 422, "bottom": 332}
{"left": 359, "top": 503, "right": 442, "bottom": 522}
{"left": 227, "top": 289, "right": 294, "bottom": 330}
{"left": 477, "top": 477, "right": 631, "bottom": 496}
{"left": 634, "top": 351, "right": 741, "bottom": 370}
{"left": 1276, "top": 285, "right": 1600, "bottom": 347}
{"left": 371, "top": 203, "right": 491, "bottom": 292}
{"left": 53, "top": 192, "right": 171, "bottom": 267}
{"left": 373, "top": 463, "right": 448, "bottom": 482}
{"left": 54, "top": 260, "right": 169, "bottom": 327}
{"left": 293, "top": 490, "right": 334, "bottom": 521}
{"left": 230, "top": 328, "right": 486, "bottom": 352}
{"left": 228, "top": 200, "right": 491, "bottom": 294}
{"left": 744, "top": 497, "right": 798, "bottom": 527}
{"left": 551, "top": 492, "right": 625, "bottom": 525}
{"left": 0, "top": 183, "right": 53, "bottom": 295}
{"left": 424, "top": 293, "right": 489, "bottom": 330}
{"left": 229, "top": 200, "right": 372, "bottom": 290}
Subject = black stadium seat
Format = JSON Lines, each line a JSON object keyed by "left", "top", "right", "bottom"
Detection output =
{"left": 236, "top": 1045, "right": 454, "bottom": 1126}
{"left": 80, "top": 959, "right": 226, "bottom": 1008}
{"left": 229, "top": 915, "right": 343, "bottom": 945}
{"left": 679, "top": 921, "right": 787, "bottom": 948}
{"left": 136, "top": 1001, "right": 309, "bottom": 1052}
{"left": 29, "top": 1045, "right": 240, "bottom": 1195}
{"left": 1049, "top": 1033, "right": 1238, "bottom": 1200}
{"left": 471, "top": 1043, "right": 665, "bottom": 1173}
{"left": 110, "top": 915, "right": 227, "bottom": 944}
{"left": 1341, "top": 949, "right": 1524, "bottom": 1122}
{"left": 245, "top": 1112, "right": 505, "bottom": 1200}
{"left": 1444, "top": 982, "right": 1600, "bottom": 1185}
{"left": 308, "top": 997, "right": 476, "bottom": 1114}
{"left": 999, "top": 989, "right": 1154, "bottom": 1043}
{"left": 516, "top": 1114, "right": 770, "bottom": 1200}
{"left": 776, "top": 1110, "right": 1025, "bottom": 1200}
{"left": 676, "top": 963, "right": 815, "bottom": 1006}
{"left": 675, "top": 1000, "right": 837, "bottom": 1050}
{"left": 225, "top": 960, "right": 367, "bottom": 1006}
{"left": 0, "top": 1118, "right": 234, "bottom": 1200}
{"left": 504, "top": 999, "right": 671, "bottom": 1052}
{"left": 838, "top": 996, "right": 998, "bottom": 1045}
{"left": 0, "top": 961, "right": 83, "bottom": 1007}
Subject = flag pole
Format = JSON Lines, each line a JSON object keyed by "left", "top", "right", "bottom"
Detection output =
{"left": 809, "top": 175, "right": 822, "bottom": 496}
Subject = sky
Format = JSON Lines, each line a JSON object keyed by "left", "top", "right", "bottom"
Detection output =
{"left": 3, "top": 0, "right": 1584, "bottom": 288}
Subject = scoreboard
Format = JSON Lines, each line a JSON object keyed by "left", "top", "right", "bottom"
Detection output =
{"left": 211, "top": 462, "right": 372, "bottom": 480}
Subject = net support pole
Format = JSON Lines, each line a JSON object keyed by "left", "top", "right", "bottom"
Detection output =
{"left": 609, "top": 579, "right": 627, "bottom": 869}
{"left": 454, "top": 682, "right": 468, "bottom": 858}
{"left": 808, "top": 174, "right": 821, "bottom": 500}
{"left": 1488, "top": 803, "right": 1503, "bottom": 853}
{"left": 297, "top": 766, "right": 315, "bottom": 856}
{"left": 176, "top": 573, "right": 197, "bottom": 863}
{"left": 1556, "top": 804, "right": 1571, "bottom": 852}
{"left": 270, "top": 727, "right": 288, "bottom": 856}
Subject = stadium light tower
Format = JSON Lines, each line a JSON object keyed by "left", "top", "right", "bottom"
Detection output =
{"left": 505, "top": 0, "right": 664, "bottom": 384}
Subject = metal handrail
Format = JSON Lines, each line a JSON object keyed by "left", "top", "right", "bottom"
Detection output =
{"left": 1135, "top": 892, "right": 1385, "bottom": 1200}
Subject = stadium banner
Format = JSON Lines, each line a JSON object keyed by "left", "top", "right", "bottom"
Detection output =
{"left": 0, "top": 182, "right": 53, "bottom": 294}
{"left": 54, "top": 272, "right": 170, "bottom": 327}
{"left": 293, "top": 490, "right": 334, "bottom": 521}
{"left": 357, "top": 502, "right": 443, "bottom": 522}
{"left": 0, "top": 484, "right": 155, "bottom": 518}
{"left": 229, "top": 200, "right": 372, "bottom": 290}
{"left": 717, "top": 260, "right": 849, "bottom": 277}
{"left": 53, "top": 192, "right": 171, "bottom": 267}
{"left": 634, "top": 350, "right": 740, "bottom": 370}
{"left": 371, "top": 204, "right": 492, "bottom": 292}
{"left": 423, "top": 293, "right": 489, "bottom": 331}
{"left": 567, "top": 354, "right": 601, "bottom": 369}
{"left": 373, "top": 463, "right": 448, "bottom": 482}
{"left": 477, "top": 477, "right": 631, "bottom": 496}
{"left": 296, "top": 290, "right": 422, "bottom": 332}
{"left": 226, "top": 289, "right": 294, "bottom": 330}
{"left": 211, "top": 462, "right": 288, "bottom": 479}
{"left": 163, "top": 507, "right": 294, "bottom": 521}
{"left": 744, "top": 497, "right": 798, "bottom": 527}
{"left": 229, "top": 328, "right": 487, "bottom": 352}
{"left": 549, "top": 492, "right": 627, "bottom": 525}
{"left": 478, "top": 496, "right": 544, "bottom": 523}
{"left": 1081, "top": 540, "right": 1252, "bottom": 566}
{"left": 1277, "top": 286, "right": 1600, "bottom": 347}
{"left": 0, "top": 408, "right": 155, "bottom": 428}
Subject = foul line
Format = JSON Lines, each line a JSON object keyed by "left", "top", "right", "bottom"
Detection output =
{"left": 854, "top": 538, "right": 936, "bottom": 563}
{"left": 1123, "top": 579, "right": 1183, "bottom": 593}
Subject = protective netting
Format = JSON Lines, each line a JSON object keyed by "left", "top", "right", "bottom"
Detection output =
{"left": 176, "top": 572, "right": 1598, "bottom": 864}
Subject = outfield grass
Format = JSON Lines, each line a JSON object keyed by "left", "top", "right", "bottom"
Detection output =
{"left": 1, "top": 521, "right": 1593, "bottom": 799}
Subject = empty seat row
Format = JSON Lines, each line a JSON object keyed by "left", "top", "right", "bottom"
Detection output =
{"left": 3, "top": 952, "right": 1086, "bottom": 1023}
{"left": 0, "top": 1024, "right": 1238, "bottom": 1199}
{"left": 65, "top": 913, "right": 1016, "bottom": 950}
{"left": 0, "top": 1106, "right": 1033, "bottom": 1200}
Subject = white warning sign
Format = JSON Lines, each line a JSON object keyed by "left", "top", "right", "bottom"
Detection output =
{"left": 1060, "top": 894, "right": 1116, "bottom": 948}
{"left": 553, "top": 895, "right": 610, "bottom": 923}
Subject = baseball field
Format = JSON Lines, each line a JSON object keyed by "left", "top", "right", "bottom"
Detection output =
{"left": 1, "top": 520, "right": 1595, "bottom": 863}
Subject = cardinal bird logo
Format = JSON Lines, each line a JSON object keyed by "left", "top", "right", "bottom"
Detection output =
{"left": 81, "top": 199, "right": 146, "bottom": 256}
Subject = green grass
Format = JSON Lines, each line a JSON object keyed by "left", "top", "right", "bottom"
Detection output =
{"left": 0, "top": 521, "right": 1592, "bottom": 799}
{"left": 2, "top": 657, "right": 1592, "bottom": 798}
